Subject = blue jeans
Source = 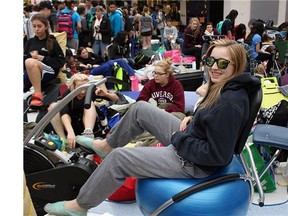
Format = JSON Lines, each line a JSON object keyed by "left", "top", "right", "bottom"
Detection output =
{"left": 159, "top": 28, "right": 164, "bottom": 45}
{"left": 164, "top": 38, "right": 184, "bottom": 51}
{"left": 92, "top": 40, "right": 109, "bottom": 57}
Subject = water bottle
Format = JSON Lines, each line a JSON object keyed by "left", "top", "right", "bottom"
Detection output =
{"left": 192, "top": 61, "right": 196, "bottom": 70}
{"left": 130, "top": 76, "right": 139, "bottom": 91}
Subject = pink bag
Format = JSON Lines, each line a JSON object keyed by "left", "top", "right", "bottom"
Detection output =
{"left": 171, "top": 55, "right": 181, "bottom": 63}
{"left": 182, "top": 56, "right": 196, "bottom": 63}
{"left": 163, "top": 50, "right": 181, "bottom": 59}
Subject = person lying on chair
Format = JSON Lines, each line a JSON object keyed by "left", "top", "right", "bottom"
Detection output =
{"left": 23, "top": 13, "right": 65, "bottom": 109}
{"left": 44, "top": 39, "right": 261, "bottom": 216}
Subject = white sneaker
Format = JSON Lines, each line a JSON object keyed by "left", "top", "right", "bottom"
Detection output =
{"left": 82, "top": 128, "right": 94, "bottom": 139}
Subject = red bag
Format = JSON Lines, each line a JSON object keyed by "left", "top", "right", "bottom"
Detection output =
{"left": 108, "top": 177, "right": 137, "bottom": 202}
{"left": 93, "top": 154, "right": 137, "bottom": 202}
{"left": 94, "top": 144, "right": 164, "bottom": 202}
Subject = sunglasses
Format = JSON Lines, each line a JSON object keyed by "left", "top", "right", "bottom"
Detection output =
{"left": 152, "top": 71, "right": 166, "bottom": 76}
{"left": 204, "top": 57, "right": 231, "bottom": 69}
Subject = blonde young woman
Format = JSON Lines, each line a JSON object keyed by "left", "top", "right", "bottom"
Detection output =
{"left": 136, "top": 59, "right": 185, "bottom": 119}
{"left": 182, "top": 17, "right": 202, "bottom": 69}
{"left": 49, "top": 73, "right": 119, "bottom": 149}
{"left": 45, "top": 39, "right": 261, "bottom": 216}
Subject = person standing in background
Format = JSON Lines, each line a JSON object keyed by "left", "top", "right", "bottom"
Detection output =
{"left": 155, "top": 5, "right": 166, "bottom": 45}
{"left": 221, "top": 9, "right": 238, "bottom": 40}
{"left": 108, "top": 1, "right": 123, "bottom": 38}
{"left": 26, "top": 1, "right": 54, "bottom": 40}
{"left": 77, "top": 4, "right": 90, "bottom": 48}
{"left": 91, "top": 5, "right": 112, "bottom": 57}
{"left": 57, "top": 0, "right": 82, "bottom": 51}
{"left": 139, "top": 6, "right": 154, "bottom": 50}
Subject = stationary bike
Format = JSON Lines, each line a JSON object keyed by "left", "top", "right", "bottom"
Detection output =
{"left": 24, "top": 79, "right": 110, "bottom": 216}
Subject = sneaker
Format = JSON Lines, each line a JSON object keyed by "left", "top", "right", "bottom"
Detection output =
{"left": 60, "top": 138, "right": 68, "bottom": 151}
{"left": 75, "top": 135, "right": 106, "bottom": 158}
{"left": 30, "top": 93, "right": 43, "bottom": 108}
{"left": 82, "top": 128, "right": 94, "bottom": 139}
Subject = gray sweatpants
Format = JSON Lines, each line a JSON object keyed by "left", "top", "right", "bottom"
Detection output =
{"left": 77, "top": 101, "right": 206, "bottom": 209}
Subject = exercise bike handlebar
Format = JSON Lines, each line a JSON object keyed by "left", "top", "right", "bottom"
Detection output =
{"left": 84, "top": 84, "right": 97, "bottom": 109}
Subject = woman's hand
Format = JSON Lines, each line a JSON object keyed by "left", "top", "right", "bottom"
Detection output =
{"left": 37, "top": 55, "right": 44, "bottom": 61}
{"left": 95, "top": 87, "right": 108, "bottom": 97}
{"left": 179, "top": 116, "right": 193, "bottom": 132}
{"left": 67, "top": 131, "right": 76, "bottom": 149}
{"left": 30, "top": 50, "right": 38, "bottom": 59}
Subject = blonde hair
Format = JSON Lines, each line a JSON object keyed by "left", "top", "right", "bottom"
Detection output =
{"left": 68, "top": 73, "right": 89, "bottom": 91}
{"left": 189, "top": 17, "right": 201, "bottom": 37}
{"left": 198, "top": 39, "right": 247, "bottom": 109}
{"left": 154, "top": 58, "right": 174, "bottom": 76}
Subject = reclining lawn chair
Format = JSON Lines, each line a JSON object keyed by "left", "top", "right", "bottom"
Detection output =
{"left": 136, "top": 83, "right": 264, "bottom": 215}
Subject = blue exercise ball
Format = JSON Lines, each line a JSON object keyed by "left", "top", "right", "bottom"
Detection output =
{"left": 136, "top": 156, "right": 251, "bottom": 216}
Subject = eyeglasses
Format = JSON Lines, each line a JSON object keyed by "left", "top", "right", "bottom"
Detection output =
{"left": 204, "top": 56, "right": 232, "bottom": 69}
{"left": 152, "top": 71, "right": 166, "bottom": 76}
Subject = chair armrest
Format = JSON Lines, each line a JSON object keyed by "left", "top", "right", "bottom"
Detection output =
{"left": 253, "top": 124, "right": 288, "bottom": 150}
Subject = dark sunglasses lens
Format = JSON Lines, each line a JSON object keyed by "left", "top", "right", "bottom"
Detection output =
{"left": 218, "top": 59, "right": 230, "bottom": 69}
{"left": 205, "top": 57, "right": 215, "bottom": 67}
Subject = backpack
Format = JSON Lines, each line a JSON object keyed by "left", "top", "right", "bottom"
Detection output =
{"left": 57, "top": 10, "right": 74, "bottom": 39}
{"left": 216, "top": 19, "right": 230, "bottom": 35}
{"left": 133, "top": 53, "right": 151, "bottom": 69}
{"left": 113, "top": 63, "right": 131, "bottom": 91}
{"left": 85, "top": 10, "right": 95, "bottom": 31}
{"left": 124, "top": 15, "right": 133, "bottom": 32}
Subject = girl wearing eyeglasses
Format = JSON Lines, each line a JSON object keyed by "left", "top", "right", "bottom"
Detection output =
{"left": 136, "top": 59, "right": 185, "bottom": 119}
{"left": 45, "top": 40, "right": 261, "bottom": 216}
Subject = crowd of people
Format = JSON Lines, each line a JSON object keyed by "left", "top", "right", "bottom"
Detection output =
{"left": 23, "top": 0, "right": 283, "bottom": 144}
{"left": 23, "top": 1, "right": 288, "bottom": 215}
{"left": 23, "top": 0, "right": 279, "bottom": 76}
